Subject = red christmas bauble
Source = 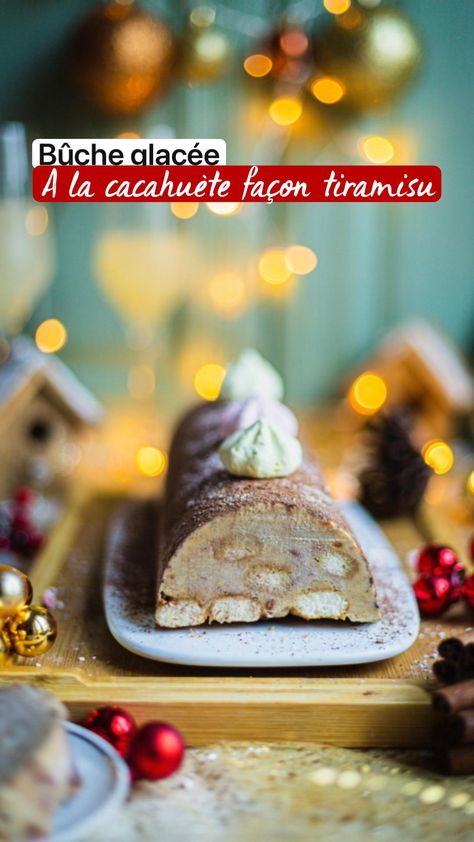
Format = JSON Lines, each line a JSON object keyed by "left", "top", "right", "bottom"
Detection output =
{"left": 417, "top": 543, "right": 458, "bottom": 575}
{"left": 83, "top": 706, "right": 136, "bottom": 757}
{"left": 128, "top": 722, "right": 185, "bottom": 781}
{"left": 463, "top": 574, "right": 474, "bottom": 609}
{"left": 14, "top": 486, "right": 36, "bottom": 507}
{"left": 413, "top": 574, "right": 452, "bottom": 616}
{"left": 470, "top": 536, "right": 474, "bottom": 563}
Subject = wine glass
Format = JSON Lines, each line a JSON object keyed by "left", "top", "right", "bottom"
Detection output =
{"left": 0, "top": 123, "right": 56, "bottom": 336}
{"left": 93, "top": 196, "right": 200, "bottom": 413}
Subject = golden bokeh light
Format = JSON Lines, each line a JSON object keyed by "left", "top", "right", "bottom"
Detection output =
{"left": 269, "top": 97, "right": 303, "bottom": 126}
{"left": 348, "top": 371, "right": 387, "bottom": 415}
{"left": 194, "top": 363, "right": 226, "bottom": 401}
{"left": 35, "top": 319, "right": 68, "bottom": 354}
{"left": 243, "top": 54, "right": 273, "bottom": 78}
{"left": 206, "top": 202, "right": 241, "bottom": 216}
{"left": 208, "top": 271, "right": 247, "bottom": 318}
{"left": 170, "top": 201, "right": 199, "bottom": 219}
{"left": 136, "top": 446, "right": 167, "bottom": 477}
{"left": 324, "top": 0, "right": 351, "bottom": 14}
{"left": 467, "top": 470, "right": 474, "bottom": 495}
{"left": 128, "top": 364, "right": 156, "bottom": 400}
{"left": 258, "top": 249, "right": 293, "bottom": 285}
{"left": 422, "top": 440, "right": 455, "bottom": 475}
{"left": 25, "top": 206, "right": 48, "bottom": 236}
{"left": 310, "top": 76, "right": 345, "bottom": 104}
{"left": 285, "top": 245, "right": 318, "bottom": 275}
{"left": 116, "top": 131, "right": 141, "bottom": 138}
{"left": 362, "top": 136, "right": 395, "bottom": 164}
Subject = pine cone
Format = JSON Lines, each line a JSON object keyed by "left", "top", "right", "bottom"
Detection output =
{"left": 359, "top": 410, "right": 431, "bottom": 519}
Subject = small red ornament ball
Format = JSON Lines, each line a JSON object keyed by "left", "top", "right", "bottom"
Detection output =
{"left": 417, "top": 543, "right": 458, "bottom": 575}
{"left": 413, "top": 574, "right": 452, "bottom": 616}
{"left": 14, "top": 486, "right": 35, "bottom": 507}
{"left": 83, "top": 706, "right": 136, "bottom": 757}
{"left": 128, "top": 722, "right": 185, "bottom": 781}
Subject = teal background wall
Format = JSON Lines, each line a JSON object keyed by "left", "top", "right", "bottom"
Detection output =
{"left": 0, "top": 0, "right": 473, "bottom": 405}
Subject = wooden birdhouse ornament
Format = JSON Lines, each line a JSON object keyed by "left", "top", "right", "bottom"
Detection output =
{"left": 348, "top": 320, "right": 474, "bottom": 440}
{"left": 0, "top": 338, "right": 103, "bottom": 497}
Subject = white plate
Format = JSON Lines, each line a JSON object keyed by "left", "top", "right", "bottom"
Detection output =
{"left": 103, "top": 502, "right": 419, "bottom": 668}
{"left": 50, "top": 723, "right": 130, "bottom": 842}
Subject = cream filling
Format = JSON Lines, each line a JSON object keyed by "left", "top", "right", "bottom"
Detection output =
{"left": 157, "top": 509, "right": 379, "bottom": 627}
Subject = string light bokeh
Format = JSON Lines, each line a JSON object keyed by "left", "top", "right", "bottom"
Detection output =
{"left": 170, "top": 202, "right": 199, "bottom": 219}
{"left": 348, "top": 372, "right": 387, "bottom": 415}
{"left": 269, "top": 97, "right": 303, "bottom": 126}
{"left": 35, "top": 318, "right": 68, "bottom": 354}
{"left": 422, "top": 440, "right": 455, "bottom": 476}
{"left": 285, "top": 245, "right": 318, "bottom": 275}
{"left": 193, "top": 362, "right": 226, "bottom": 401}
{"left": 361, "top": 136, "right": 395, "bottom": 164}
{"left": 258, "top": 249, "right": 293, "bottom": 285}
{"left": 310, "top": 77, "right": 345, "bottom": 104}
{"left": 467, "top": 470, "right": 474, "bottom": 495}
{"left": 323, "top": 0, "right": 352, "bottom": 14}
{"left": 206, "top": 202, "right": 241, "bottom": 216}
{"left": 243, "top": 54, "right": 272, "bottom": 78}
{"left": 136, "top": 446, "right": 167, "bottom": 477}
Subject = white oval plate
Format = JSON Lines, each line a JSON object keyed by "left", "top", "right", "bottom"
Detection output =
{"left": 104, "top": 502, "right": 420, "bottom": 668}
{"left": 50, "top": 723, "right": 130, "bottom": 842}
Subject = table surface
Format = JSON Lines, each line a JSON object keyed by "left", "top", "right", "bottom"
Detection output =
{"left": 84, "top": 742, "right": 474, "bottom": 842}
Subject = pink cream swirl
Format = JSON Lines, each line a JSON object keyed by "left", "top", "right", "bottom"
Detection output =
{"left": 219, "top": 397, "right": 299, "bottom": 439}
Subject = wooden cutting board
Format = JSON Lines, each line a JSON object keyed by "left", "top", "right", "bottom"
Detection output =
{"left": 0, "top": 485, "right": 471, "bottom": 749}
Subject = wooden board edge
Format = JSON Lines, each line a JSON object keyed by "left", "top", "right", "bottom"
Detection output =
{"left": 0, "top": 673, "right": 433, "bottom": 747}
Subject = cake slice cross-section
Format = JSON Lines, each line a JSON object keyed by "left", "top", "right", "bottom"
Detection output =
{"left": 0, "top": 685, "right": 76, "bottom": 841}
{"left": 156, "top": 403, "right": 379, "bottom": 628}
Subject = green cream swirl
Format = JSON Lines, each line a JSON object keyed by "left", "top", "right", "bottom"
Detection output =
{"left": 219, "top": 419, "right": 302, "bottom": 479}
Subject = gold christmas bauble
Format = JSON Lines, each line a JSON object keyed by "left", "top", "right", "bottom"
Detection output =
{"left": 0, "top": 566, "right": 33, "bottom": 619}
{"left": 312, "top": 3, "right": 422, "bottom": 111}
{"left": 5, "top": 605, "right": 57, "bottom": 658}
{"left": 69, "top": 2, "right": 177, "bottom": 115}
{"left": 0, "top": 627, "right": 13, "bottom": 664}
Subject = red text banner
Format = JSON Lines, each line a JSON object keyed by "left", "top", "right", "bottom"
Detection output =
{"left": 33, "top": 164, "right": 441, "bottom": 204}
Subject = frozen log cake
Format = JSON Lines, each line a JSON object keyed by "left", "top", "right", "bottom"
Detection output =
{"left": 156, "top": 399, "right": 379, "bottom": 628}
